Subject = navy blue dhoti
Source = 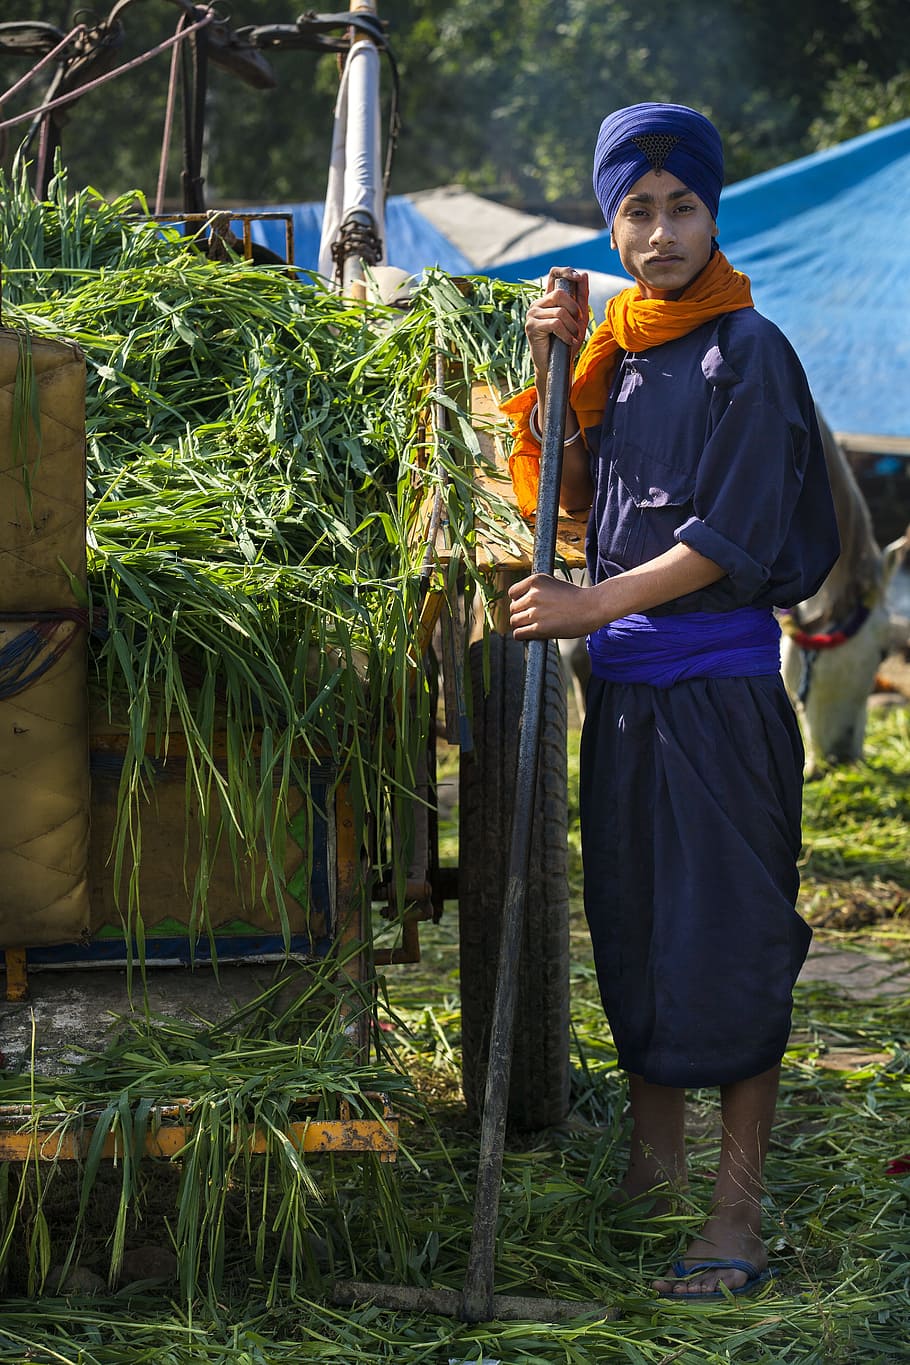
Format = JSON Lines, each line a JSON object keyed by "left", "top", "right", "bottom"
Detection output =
{"left": 579, "top": 672, "right": 811, "bottom": 1089}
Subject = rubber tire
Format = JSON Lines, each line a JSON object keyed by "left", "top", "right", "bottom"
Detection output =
{"left": 458, "top": 634, "right": 571, "bottom": 1131}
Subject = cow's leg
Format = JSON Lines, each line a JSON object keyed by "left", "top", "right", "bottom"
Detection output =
{"left": 559, "top": 634, "right": 591, "bottom": 721}
{"left": 558, "top": 567, "right": 592, "bottom": 722}
{"left": 780, "top": 636, "right": 820, "bottom": 776}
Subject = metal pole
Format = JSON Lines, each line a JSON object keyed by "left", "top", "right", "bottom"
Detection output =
{"left": 461, "top": 279, "right": 576, "bottom": 1323}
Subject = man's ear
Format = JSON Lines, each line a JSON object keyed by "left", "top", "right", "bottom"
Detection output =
{"left": 609, "top": 230, "right": 616, "bottom": 249}
{"left": 711, "top": 220, "right": 718, "bottom": 239}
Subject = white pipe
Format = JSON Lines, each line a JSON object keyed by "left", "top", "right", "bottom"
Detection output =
{"left": 317, "top": 1, "right": 385, "bottom": 287}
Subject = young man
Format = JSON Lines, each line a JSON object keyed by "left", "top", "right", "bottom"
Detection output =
{"left": 503, "top": 103, "right": 840, "bottom": 1298}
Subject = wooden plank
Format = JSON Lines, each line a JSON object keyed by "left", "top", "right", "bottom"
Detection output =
{"left": 469, "top": 381, "right": 588, "bottom": 572}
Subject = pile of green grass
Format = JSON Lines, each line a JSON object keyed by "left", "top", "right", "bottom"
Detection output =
{"left": 1, "top": 160, "right": 533, "bottom": 940}
{"left": 0, "top": 162, "right": 539, "bottom": 1307}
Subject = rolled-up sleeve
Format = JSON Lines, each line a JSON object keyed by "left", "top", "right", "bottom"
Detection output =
{"left": 675, "top": 391, "right": 808, "bottom": 596}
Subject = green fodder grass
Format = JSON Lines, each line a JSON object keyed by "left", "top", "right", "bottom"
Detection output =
{"left": 799, "top": 705, "right": 910, "bottom": 944}
{"left": 0, "top": 963, "right": 419, "bottom": 1302}
{"left": 1, "top": 162, "right": 541, "bottom": 953}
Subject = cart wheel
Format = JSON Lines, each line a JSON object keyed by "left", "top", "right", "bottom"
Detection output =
{"left": 458, "top": 634, "right": 571, "bottom": 1130}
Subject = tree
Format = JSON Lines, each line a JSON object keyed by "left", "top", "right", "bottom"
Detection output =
{"left": 1, "top": 0, "right": 908, "bottom": 209}
{"left": 0, "top": 0, "right": 343, "bottom": 204}
{"left": 809, "top": 67, "right": 910, "bottom": 146}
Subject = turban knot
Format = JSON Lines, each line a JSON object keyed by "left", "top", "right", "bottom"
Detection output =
{"left": 593, "top": 103, "right": 724, "bottom": 230}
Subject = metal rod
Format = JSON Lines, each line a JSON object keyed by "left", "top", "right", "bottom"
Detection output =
{"left": 461, "top": 277, "right": 576, "bottom": 1324}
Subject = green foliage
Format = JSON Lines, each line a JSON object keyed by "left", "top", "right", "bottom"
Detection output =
{"left": 810, "top": 67, "right": 910, "bottom": 146}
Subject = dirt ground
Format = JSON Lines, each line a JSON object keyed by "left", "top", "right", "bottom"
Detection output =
{"left": 0, "top": 960, "right": 303, "bottom": 1074}
{"left": 800, "top": 938, "right": 910, "bottom": 999}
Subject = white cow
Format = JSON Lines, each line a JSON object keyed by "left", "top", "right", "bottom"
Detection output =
{"left": 560, "top": 412, "right": 909, "bottom": 775}
{"left": 779, "top": 412, "right": 909, "bottom": 774}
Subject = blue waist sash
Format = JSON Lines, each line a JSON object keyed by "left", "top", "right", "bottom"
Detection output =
{"left": 587, "top": 607, "right": 781, "bottom": 688}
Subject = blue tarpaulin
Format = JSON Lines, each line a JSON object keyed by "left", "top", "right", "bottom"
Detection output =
{"left": 484, "top": 120, "right": 910, "bottom": 439}
{"left": 236, "top": 194, "right": 472, "bottom": 277}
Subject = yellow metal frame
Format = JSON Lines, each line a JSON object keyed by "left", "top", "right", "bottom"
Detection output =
{"left": 0, "top": 781, "right": 397, "bottom": 1164}
{"left": 0, "top": 1096, "right": 398, "bottom": 1164}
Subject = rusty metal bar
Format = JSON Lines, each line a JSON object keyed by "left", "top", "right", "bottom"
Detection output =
{"left": 373, "top": 911, "right": 421, "bottom": 966}
{"left": 374, "top": 878, "right": 432, "bottom": 905}
{"left": 144, "top": 211, "right": 293, "bottom": 225}
{"left": 334, "top": 780, "right": 372, "bottom": 1058}
{"left": 4, "top": 948, "right": 28, "bottom": 1001}
{"left": 131, "top": 210, "right": 294, "bottom": 264}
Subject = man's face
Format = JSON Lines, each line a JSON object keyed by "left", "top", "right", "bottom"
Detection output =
{"left": 610, "top": 169, "right": 717, "bottom": 299}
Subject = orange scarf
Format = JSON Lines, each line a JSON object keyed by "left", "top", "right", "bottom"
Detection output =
{"left": 500, "top": 251, "right": 754, "bottom": 517}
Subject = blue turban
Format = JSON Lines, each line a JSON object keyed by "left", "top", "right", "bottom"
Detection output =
{"left": 593, "top": 103, "right": 724, "bottom": 230}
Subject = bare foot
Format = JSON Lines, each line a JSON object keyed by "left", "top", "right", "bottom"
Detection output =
{"left": 652, "top": 1212, "right": 768, "bottom": 1296}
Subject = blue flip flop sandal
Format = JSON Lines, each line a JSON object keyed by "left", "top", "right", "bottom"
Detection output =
{"left": 657, "top": 1257, "right": 776, "bottom": 1300}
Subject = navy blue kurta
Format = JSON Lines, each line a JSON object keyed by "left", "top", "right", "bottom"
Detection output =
{"left": 579, "top": 308, "right": 840, "bottom": 1088}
